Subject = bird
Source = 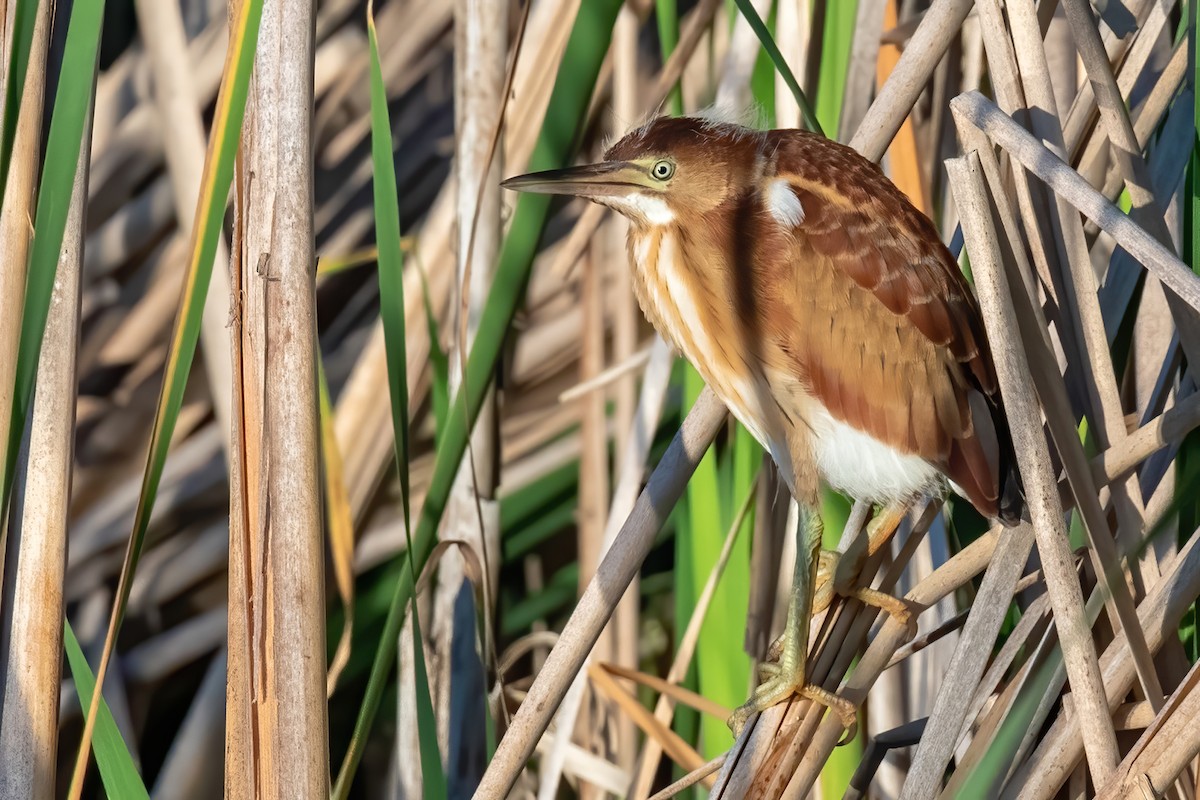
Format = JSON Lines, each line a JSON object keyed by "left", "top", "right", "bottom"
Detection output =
{"left": 501, "top": 114, "right": 1023, "bottom": 738}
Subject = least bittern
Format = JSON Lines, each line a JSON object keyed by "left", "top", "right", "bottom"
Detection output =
{"left": 502, "top": 116, "right": 1023, "bottom": 738}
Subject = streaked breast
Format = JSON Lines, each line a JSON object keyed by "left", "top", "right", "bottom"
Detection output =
{"left": 626, "top": 225, "right": 776, "bottom": 452}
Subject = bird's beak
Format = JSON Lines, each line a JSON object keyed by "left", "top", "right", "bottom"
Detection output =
{"left": 501, "top": 161, "right": 651, "bottom": 198}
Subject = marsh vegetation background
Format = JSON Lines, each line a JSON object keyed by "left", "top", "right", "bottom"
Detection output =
{"left": 0, "top": 0, "right": 1199, "bottom": 798}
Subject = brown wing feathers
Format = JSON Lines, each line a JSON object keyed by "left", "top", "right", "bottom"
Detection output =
{"left": 770, "top": 132, "right": 1022, "bottom": 522}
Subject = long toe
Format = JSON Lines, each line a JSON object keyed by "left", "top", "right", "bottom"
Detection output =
{"left": 854, "top": 587, "right": 919, "bottom": 641}
{"left": 799, "top": 684, "right": 859, "bottom": 745}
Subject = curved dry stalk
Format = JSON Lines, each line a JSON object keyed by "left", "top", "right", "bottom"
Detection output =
{"left": 588, "top": 663, "right": 712, "bottom": 781}
{"left": 472, "top": 388, "right": 728, "bottom": 800}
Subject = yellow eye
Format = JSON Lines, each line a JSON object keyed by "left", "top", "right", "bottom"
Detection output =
{"left": 651, "top": 160, "right": 675, "bottom": 180}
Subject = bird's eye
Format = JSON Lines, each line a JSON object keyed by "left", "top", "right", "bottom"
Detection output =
{"left": 651, "top": 160, "right": 675, "bottom": 181}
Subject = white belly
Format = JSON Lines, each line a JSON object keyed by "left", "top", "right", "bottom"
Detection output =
{"left": 809, "top": 405, "right": 940, "bottom": 504}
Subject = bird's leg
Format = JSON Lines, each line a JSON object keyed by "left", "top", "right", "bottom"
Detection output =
{"left": 728, "top": 502, "right": 857, "bottom": 741}
{"left": 813, "top": 501, "right": 917, "bottom": 640}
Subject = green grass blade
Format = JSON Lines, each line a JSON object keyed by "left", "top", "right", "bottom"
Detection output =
{"left": 332, "top": 3, "right": 623, "bottom": 793}
{"left": 655, "top": 0, "right": 684, "bottom": 115}
{"left": 2, "top": 0, "right": 105, "bottom": 512}
{"left": 365, "top": 3, "right": 445, "bottom": 795}
{"left": 813, "top": 0, "right": 858, "bottom": 136}
{"left": 66, "top": 0, "right": 264, "bottom": 778}
{"left": 731, "top": 0, "right": 822, "bottom": 134}
{"left": 958, "top": 651, "right": 1060, "bottom": 795}
{"left": 0, "top": 0, "right": 39, "bottom": 193}
{"left": 63, "top": 620, "right": 150, "bottom": 800}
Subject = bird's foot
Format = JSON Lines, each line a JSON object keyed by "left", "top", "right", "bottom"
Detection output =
{"left": 728, "top": 668, "right": 858, "bottom": 745}
{"left": 815, "top": 550, "right": 919, "bottom": 642}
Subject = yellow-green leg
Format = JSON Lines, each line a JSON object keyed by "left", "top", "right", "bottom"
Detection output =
{"left": 728, "top": 503, "right": 857, "bottom": 739}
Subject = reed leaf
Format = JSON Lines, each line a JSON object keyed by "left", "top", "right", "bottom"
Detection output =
{"left": 63, "top": 620, "right": 150, "bottom": 800}
{"left": 365, "top": 2, "right": 445, "bottom": 795}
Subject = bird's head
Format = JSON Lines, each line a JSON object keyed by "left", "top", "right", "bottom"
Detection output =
{"left": 501, "top": 116, "right": 758, "bottom": 226}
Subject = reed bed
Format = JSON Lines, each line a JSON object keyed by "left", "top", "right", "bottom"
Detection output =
{"left": 0, "top": 1, "right": 1198, "bottom": 798}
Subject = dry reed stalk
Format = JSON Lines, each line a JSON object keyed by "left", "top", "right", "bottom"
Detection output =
{"left": 772, "top": 0, "right": 809, "bottom": 130}
{"left": 713, "top": 504, "right": 937, "bottom": 797}
{"left": 956, "top": 97, "right": 1166, "bottom": 716}
{"left": 949, "top": 151, "right": 1119, "bottom": 783}
{"left": 1009, "top": 530, "right": 1200, "bottom": 799}
{"left": 841, "top": 0, "right": 887, "bottom": 142}
{"left": 1061, "top": 0, "right": 1162, "bottom": 160}
{"left": 1099, "top": 660, "right": 1200, "bottom": 799}
{"left": 0, "top": 0, "right": 49, "bottom": 509}
{"left": 1062, "top": 0, "right": 1200, "bottom": 412}
{"left": 0, "top": 72, "right": 89, "bottom": 800}
{"left": 848, "top": 0, "right": 973, "bottom": 160}
{"left": 225, "top": 0, "right": 327, "bottom": 795}
{"left": 629, "top": 474, "right": 758, "bottom": 799}
{"left": 899, "top": 519, "right": 1037, "bottom": 799}
{"left": 576, "top": 243, "right": 613, "bottom": 799}
{"left": 538, "top": 337, "right": 675, "bottom": 797}
{"left": 875, "top": 0, "right": 928, "bottom": 212}
{"left": 610, "top": 8, "right": 642, "bottom": 774}
{"left": 950, "top": 91, "right": 1200, "bottom": 316}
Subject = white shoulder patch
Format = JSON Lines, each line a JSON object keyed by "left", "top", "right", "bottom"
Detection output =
{"left": 765, "top": 179, "right": 805, "bottom": 227}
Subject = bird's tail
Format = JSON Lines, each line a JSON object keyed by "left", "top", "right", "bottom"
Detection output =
{"left": 993, "top": 400, "right": 1026, "bottom": 528}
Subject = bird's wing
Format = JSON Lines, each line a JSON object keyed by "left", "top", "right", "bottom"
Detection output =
{"left": 760, "top": 163, "right": 1011, "bottom": 518}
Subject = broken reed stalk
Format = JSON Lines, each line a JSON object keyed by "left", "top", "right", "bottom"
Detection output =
{"left": 225, "top": 0, "right": 328, "bottom": 795}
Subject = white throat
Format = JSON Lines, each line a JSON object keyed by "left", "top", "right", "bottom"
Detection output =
{"left": 609, "top": 193, "right": 675, "bottom": 225}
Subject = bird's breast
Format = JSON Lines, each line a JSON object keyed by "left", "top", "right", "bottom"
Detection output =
{"left": 625, "top": 225, "right": 775, "bottom": 450}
